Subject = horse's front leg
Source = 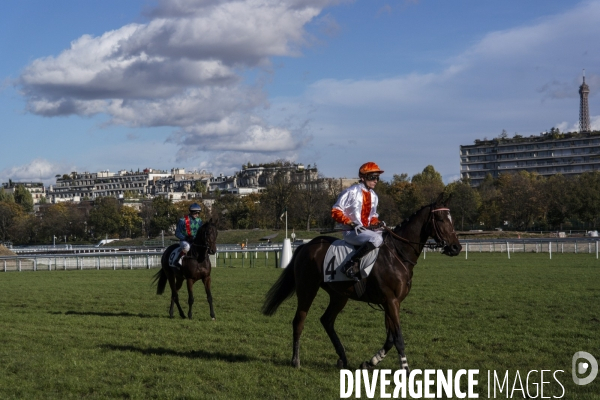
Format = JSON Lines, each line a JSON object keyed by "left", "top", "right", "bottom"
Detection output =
{"left": 186, "top": 278, "right": 195, "bottom": 319}
{"left": 361, "top": 298, "right": 409, "bottom": 372}
{"left": 360, "top": 317, "right": 395, "bottom": 369}
{"left": 203, "top": 275, "right": 215, "bottom": 321}
{"left": 386, "top": 298, "right": 409, "bottom": 372}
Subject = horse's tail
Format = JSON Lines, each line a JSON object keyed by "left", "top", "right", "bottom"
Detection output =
{"left": 261, "top": 244, "right": 303, "bottom": 316}
{"left": 152, "top": 268, "right": 168, "bottom": 295}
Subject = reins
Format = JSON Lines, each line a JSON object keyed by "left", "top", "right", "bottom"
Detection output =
{"left": 383, "top": 207, "right": 450, "bottom": 249}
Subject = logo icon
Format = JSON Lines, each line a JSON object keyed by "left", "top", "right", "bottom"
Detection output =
{"left": 572, "top": 351, "right": 598, "bottom": 385}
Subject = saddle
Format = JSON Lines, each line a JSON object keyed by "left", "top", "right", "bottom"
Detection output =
{"left": 323, "top": 240, "right": 379, "bottom": 283}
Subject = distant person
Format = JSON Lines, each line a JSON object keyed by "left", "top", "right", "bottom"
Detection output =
{"left": 332, "top": 162, "right": 385, "bottom": 280}
{"left": 173, "top": 203, "right": 203, "bottom": 269}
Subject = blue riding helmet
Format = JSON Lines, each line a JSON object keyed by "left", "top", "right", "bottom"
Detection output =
{"left": 189, "top": 203, "right": 202, "bottom": 212}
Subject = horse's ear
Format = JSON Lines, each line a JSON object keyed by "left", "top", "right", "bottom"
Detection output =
{"left": 444, "top": 193, "right": 453, "bottom": 207}
{"left": 435, "top": 192, "right": 444, "bottom": 206}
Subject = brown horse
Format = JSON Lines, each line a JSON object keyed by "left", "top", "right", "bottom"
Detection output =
{"left": 153, "top": 219, "right": 218, "bottom": 320}
{"left": 262, "top": 194, "right": 461, "bottom": 370}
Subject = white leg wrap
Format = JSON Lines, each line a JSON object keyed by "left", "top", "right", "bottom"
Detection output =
{"left": 370, "top": 349, "right": 387, "bottom": 366}
{"left": 400, "top": 355, "right": 409, "bottom": 369}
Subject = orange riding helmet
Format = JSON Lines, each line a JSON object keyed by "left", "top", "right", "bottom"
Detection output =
{"left": 358, "top": 162, "right": 384, "bottom": 176}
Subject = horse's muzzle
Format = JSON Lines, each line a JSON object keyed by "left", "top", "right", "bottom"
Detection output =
{"left": 442, "top": 243, "right": 462, "bottom": 256}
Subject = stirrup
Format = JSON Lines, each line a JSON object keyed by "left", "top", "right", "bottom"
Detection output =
{"left": 342, "top": 261, "right": 360, "bottom": 281}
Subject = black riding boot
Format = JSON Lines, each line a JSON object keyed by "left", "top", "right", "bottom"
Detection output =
{"left": 341, "top": 242, "right": 376, "bottom": 281}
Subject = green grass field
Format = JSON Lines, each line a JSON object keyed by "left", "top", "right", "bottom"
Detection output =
{"left": 0, "top": 253, "right": 599, "bottom": 399}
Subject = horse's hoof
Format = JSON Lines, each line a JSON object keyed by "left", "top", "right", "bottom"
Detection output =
{"left": 211, "top": 317, "right": 216, "bottom": 321}
{"left": 291, "top": 359, "right": 300, "bottom": 368}
{"left": 336, "top": 359, "right": 347, "bottom": 369}
{"left": 360, "top": 361, "right": 373, "bottom": 370}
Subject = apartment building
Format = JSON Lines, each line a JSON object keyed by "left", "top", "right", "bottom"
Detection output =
{"left": 1, "top": 181, "right": 45, "bottom": 205}
{"left": 460, "top": 131, "right": 600, "bottom": 186}
{"left": 237, "top": 162, "right": 318, "bottom": 187}
{"left": 1, "top": 161, "right": 342, "bottom": 205}
{"left": 48, "top": 169, "right": 171, "bottom": 203}
{"left": 150, "top": 170, "right": 212, "bottom": 199}
{"left": 199, "top": 162, "right": 322, "bottom": 196}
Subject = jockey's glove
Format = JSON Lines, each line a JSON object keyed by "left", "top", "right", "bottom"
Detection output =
{"left": 352, "top": 224, "right": 367, "bottom": 235}
{"left": 348, "top": 221, "right": 365, "bottom": 235}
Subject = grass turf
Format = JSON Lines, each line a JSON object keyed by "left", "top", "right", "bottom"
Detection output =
{"left": 0, "top": 252, "right": 599, "bottom": 399}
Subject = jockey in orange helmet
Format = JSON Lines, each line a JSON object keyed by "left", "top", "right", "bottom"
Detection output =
{"left": 331, "top": 162, "right": 386, "bottom": 280}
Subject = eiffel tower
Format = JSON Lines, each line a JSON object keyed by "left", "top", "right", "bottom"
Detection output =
{"left": 579, "top": 70, "right": 590, "bottom": 132}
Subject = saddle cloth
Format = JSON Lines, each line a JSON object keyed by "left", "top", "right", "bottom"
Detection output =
{"left": 323, "top": 240, "right": 379, "bottom": 282}
{"left": 168, "top": 247, "right": 181, "bottom": 267}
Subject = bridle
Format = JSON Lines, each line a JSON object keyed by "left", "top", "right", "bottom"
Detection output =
{"left": 383, "top": 206, "right": 455, "bottom": 250}
{"left": 430, "top": 207, "right": 453, "bottom": 249}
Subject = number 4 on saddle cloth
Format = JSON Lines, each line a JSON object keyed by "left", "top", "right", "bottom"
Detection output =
{"left": 323, "top": 240, "right": 380, "bottom": 282}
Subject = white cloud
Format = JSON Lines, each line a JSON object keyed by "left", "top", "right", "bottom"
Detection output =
{"left": 17, "top": 0, "right": 341, "bottom": 161}
{"left": 0, "top": 159, "right": 76, "bottom": 186}
{"left": 443, "top": 174, "right": 461, "bottom": 184}
{"left": 591, "top": 115, "right": 600, "bottom": 130}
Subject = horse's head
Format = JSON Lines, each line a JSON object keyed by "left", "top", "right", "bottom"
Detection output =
{"left": 194, "top": 218, "right": 218, "bottom": 256}
{"left": 204, "top": 218, "right": 218, "bottom": 255}
{"left": 429, "top": 193, "right": 462, "bottom": 256}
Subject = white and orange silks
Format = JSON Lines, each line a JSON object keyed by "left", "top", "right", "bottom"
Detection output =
{"left": 331, "top": 183, "right": 383, "bottom": 247}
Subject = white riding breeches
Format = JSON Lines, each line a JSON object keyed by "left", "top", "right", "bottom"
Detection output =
{"left": 343, "top": 229, "right": 383, "bottom": 247}
{"left": 179, "top": 240, "right": 191, "bottom": 253}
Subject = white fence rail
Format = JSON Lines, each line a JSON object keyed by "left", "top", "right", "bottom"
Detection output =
{"left": 453, "top": 239, "right": 600, "bottom": 260}
{"left": 0, "top": 248, "right": 287, "bottom": 272}
{"left": 0, "top": 253, "right": 164, "bottom": 272}
{"left": 459, "top": 239, "right": 599, "bottom": 254}
{"left": 5, "top": 240, "right": 598, "bottom": 272}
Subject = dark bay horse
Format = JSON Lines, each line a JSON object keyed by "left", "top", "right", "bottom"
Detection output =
{"left": 262, "top": 194, "right": 461, "bottom": 370}
{"left": 153, "top": 219, "right": 218, "bottom": 320}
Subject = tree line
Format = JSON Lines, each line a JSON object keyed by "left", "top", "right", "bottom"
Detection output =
{"left": 1, "top": 165, "right": 599, "bottom": 245}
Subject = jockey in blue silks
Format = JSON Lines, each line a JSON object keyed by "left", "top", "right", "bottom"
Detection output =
{"left": 173, "top": 203, "right": 203, "bottom": 269}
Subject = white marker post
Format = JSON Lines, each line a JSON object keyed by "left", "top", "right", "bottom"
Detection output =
{"left": 280, "top": 238, "right": 292, "bottom": 268}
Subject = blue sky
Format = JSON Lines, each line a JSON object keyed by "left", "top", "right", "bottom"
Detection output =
{"left": 1, "top": 0, "right": 598, "bottom": 185}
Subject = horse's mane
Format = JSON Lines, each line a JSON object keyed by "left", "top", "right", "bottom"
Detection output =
{"left": 189, "top": 220, "right": 216, "bottom": 257}
{"left": 393, "top": 202, "right": 435, "bottom": 232}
